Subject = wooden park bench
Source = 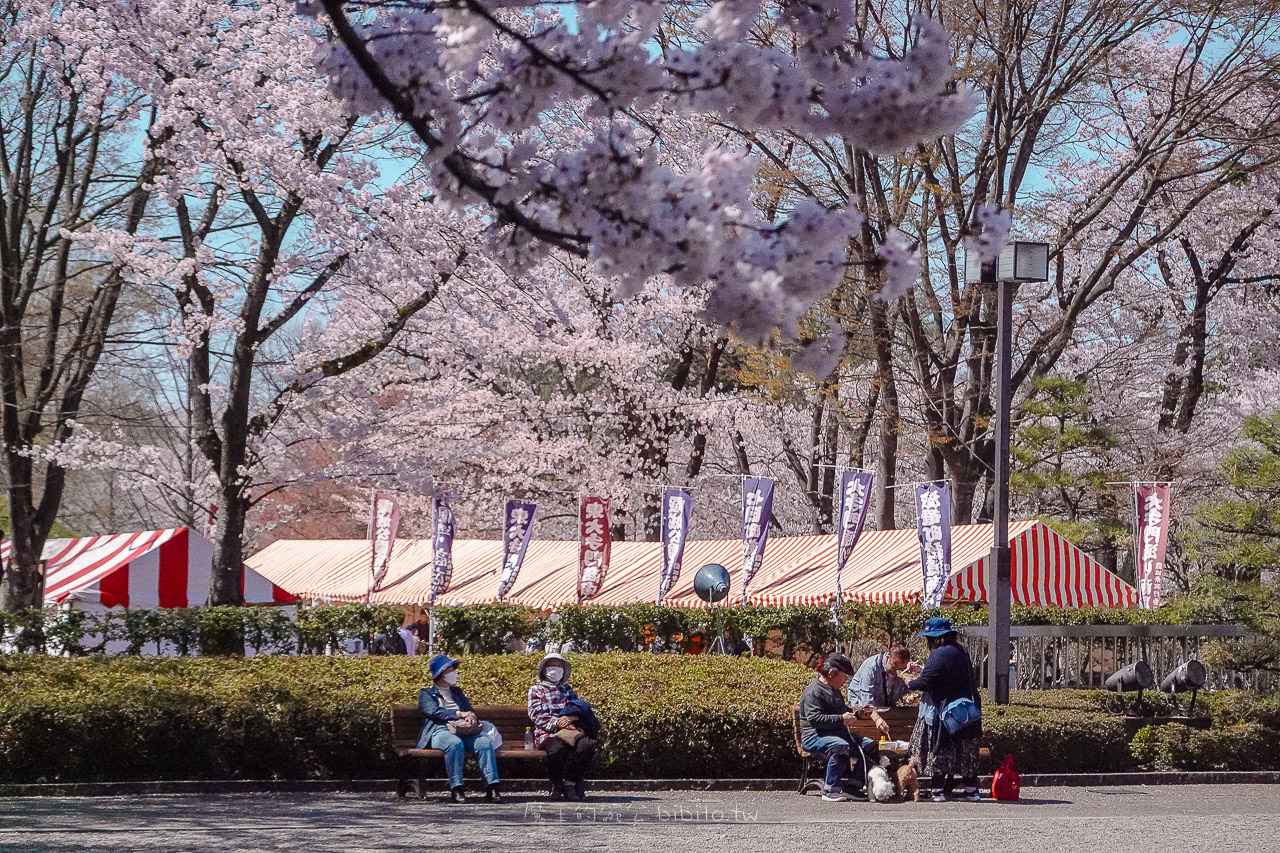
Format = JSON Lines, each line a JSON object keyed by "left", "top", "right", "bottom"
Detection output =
{"left": 792, "top": 704, "right": 989, "bottom": 794}
{"left": 390, "top": 703, "right": 544, "bottom": 798}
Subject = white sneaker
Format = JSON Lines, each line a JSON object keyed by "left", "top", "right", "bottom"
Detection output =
{"left": 929, "top": 791, "right": 948, "bottom": 803}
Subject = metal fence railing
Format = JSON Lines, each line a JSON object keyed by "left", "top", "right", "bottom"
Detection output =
{"left": 957, "top": 624, "right": 1275, "bottom": 692}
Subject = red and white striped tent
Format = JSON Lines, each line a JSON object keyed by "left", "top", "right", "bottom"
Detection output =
{"left": 247, "top": 520, "right": 1136, "bottom": 609}
{"left": 1, "top": 528, "right": 296, "bottom": 609}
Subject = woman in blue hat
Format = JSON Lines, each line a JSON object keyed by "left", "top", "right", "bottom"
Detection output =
{"left": 906, "top": 617, "right": 982, "bottom": 802}
{"left": 418, "top": 653, "right": 501, "bottom": 803}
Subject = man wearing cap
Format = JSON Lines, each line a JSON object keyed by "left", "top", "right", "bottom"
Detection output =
{"left": 418, "top": 653, "right": 502, "bottom": 803}
{"left": 799, "top": 651, "right": 880, "bottom": 802}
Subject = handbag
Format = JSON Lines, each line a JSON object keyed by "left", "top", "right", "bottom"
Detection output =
{"left": 447, "top": 718, "right": 483, "bottom": 737}
{"left": 939, "top": 656, "right": 982, "bottom": 736}
{"left": 992, "top": 754, "right": 1021, "bottom": 800}
{"left": 554, "top": 726, "right": 585, "bottom": 746}
{"left": 939, "top": 696, "right": 981, "bottom": 735}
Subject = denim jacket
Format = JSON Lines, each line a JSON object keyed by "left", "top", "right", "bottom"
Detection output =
{"left": 416, "top": 684, "right": 475, "bottom": 748}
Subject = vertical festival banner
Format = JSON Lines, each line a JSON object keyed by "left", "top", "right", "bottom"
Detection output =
{"left": 497, "top": 500, "right": 537, "bottom": 602}
{"left": 428, "top": 494, "right": 456, "bottom": 604}
{"left": 577, "top": 497, "right": 612, "bottom": 602}
{"left": 740, "top": 477, "right": 775, "bottom": 603}
{"left": 1135, "top": 484, "right": 1171, "bottom": 609}
{"left": 915, "top": 483, "right": 952, "bottom": 608}
{"left": 658, "top": 488, "right": 694, "bottom": 603}
{"left": 835, "top": 471, "right": 874, "bottom": 602}
{"left": 368, "top": 493, "right": 400, "bottom": 592}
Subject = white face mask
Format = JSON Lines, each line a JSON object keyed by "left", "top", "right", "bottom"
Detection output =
{"left": 443, "top": 670, "right": 459, "bottom": 686}
{"left": 544, "top": 666, "right": 564, "bottom": 683}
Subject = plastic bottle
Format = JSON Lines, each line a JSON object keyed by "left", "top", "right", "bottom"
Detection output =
{"left": 524, "top": 726, "right": 534, "bottom": 750}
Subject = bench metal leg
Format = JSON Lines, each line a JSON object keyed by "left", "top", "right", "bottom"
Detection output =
{"left": 798, "top": 756, "right": 826, "bottom": 796}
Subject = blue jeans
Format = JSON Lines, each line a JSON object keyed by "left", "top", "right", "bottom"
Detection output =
{"left": 428, "top": 729, "right": 501, "bottom": 788}
{"left": 802, "top": 732, "right": 876, "bottom": 793}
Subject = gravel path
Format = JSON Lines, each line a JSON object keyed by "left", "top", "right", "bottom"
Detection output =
{"left": 2, "top": 785, "right": 1277, "bottom": 852}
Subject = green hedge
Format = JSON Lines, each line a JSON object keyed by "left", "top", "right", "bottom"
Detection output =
{"left": 1131, "top": 723, "right": 1280, "bottom": 771}
{"left": 5, "top": 652, "right": 1256, "bottom": 784}
{"left": 0, "top": 600, "right": 1248, "bottom": 663}
{"left": 0, "top": 604, "right": 407, "bottom": 657}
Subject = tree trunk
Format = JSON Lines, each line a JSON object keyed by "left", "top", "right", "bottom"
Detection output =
{"left": 0, "top": 448, "right": 43, "bottom": 610}
{"left": 870, "top": 298, "right": 899, "bottom": 530}
{"left": 209, "top": 490, "right": 248, "bottom": 608}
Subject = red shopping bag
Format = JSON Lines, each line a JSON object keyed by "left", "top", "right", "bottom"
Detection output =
{"left": 991, "top": 754, "right": 1020, "bottom": 801}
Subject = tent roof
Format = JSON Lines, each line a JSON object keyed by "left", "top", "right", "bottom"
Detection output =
{"left": 1, "top": 528, "right": 294, "bottom": 607}
{"left": 248, "top": 520, "right": 1136, "bottom": 609}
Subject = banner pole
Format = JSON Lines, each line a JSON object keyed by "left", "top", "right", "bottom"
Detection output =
{"left": 364, "top": 488, "right": 377, "bottom": 605}
{"left": 1136, "top": 484, "right": 1146, "bottom": 604}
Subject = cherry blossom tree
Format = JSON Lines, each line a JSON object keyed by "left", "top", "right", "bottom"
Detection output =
{"left": 672, "top": 0, "right": 1280, "bottom": 527}
{"left": 306, "top": 0, "right": 987, "bottom": 347}
{"left": 283, "top": 251, "right": 740, "bottom": 542}
{"left": 24, "top": 0, "right": 487, "bottom": 609}
{"left": 0, "top": 3, "right": 167, "bottom": 607}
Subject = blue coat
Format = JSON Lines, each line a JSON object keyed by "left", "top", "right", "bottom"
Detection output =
{"left": 416, "top": 684, "right": 475, "bottom": 749}
{"left": 907, "top": 641, "right": 980, "bottom": 733}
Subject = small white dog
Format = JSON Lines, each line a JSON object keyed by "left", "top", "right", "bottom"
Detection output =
{"left": 866, "top": 757, "right": 896, "bottom": 803}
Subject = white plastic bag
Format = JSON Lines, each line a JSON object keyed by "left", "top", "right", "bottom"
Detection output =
{"left": 479, "top": 720, "right": 503, "bottom": 749}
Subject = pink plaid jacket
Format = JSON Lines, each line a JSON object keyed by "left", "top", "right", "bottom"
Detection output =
{"left": 527, "top": 681, "right": 579, "bottom": 748}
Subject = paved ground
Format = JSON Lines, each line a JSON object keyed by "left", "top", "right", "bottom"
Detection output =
{"left": 2, "top": 785, "right": 1278, "bottom": 852}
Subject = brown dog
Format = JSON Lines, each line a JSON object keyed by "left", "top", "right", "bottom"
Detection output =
{"left": 897, "top": 756, "right": 920, "bottom": 801}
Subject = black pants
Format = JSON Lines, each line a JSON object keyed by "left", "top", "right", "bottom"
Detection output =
{"left": 542, "top": 735, "right": 597, "bottom": 783}
{"left": 930, "top": 771, "right": 979, "bottom": 793}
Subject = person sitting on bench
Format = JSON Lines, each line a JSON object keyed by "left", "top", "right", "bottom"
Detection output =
{"left": 800, "top": 651, "right": 880, "bottom": 802}
{"left": 417, "top": 654, "right": 501, "bottom": 803}
{"left": 527, "top": 652, "right": 596, "bottom": 802}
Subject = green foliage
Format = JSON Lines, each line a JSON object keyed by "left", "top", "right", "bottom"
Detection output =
{"left": 433, "top": 604, "right": 543, "bottom": 654}
{"left": 1190, "top": 411, "right": 1280, "bottom": 580}
{"left": 1201, "top": 690, "right": 1280, "bottom": 729}
{"left": 0, "top": 599, "right": 1255, "bottom": 663}
{"left": 0, "top": 653, "right": 1163, "bottom": 783}
{"left": 6, "top": 653, "right": 1280, "bottom": 782}
{"left": 1131, "top": 722, "right": 1280, "bottom": 771}
{"left": 1010, "top": 378, "right": 1126, "bottom": 553}
{"left": 291, "top": 603, "right": 405, "bottom": 654}
{"left": 983, "top": 708, "right": 1133, "bottom": 773}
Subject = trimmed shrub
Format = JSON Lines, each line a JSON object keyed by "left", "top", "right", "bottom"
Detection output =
{"left": 979, "top": 689, "right": 1137, "bottom": 773}
{"left": 433, "top": 604, "right": 543, "bottom": 654}
{"left": 1202, "top": 690, "right": 1280, "bottom": 729}
{"left": 0, "top": 601, "right": 1249, "bottom": 660}
{"left": 1131, "top": 722, "right": 1280, "bottom": 771}
{"left": 0, "top": 653, "right": 1152, "bottom": 783}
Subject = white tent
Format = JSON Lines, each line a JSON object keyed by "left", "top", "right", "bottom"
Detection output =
{"left": 2, "top": 527, "right": 295, "bottom": 608}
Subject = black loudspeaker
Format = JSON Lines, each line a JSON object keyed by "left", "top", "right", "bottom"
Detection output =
{"left": 1105, "top": 659, "right": 1156, "bottom": 692}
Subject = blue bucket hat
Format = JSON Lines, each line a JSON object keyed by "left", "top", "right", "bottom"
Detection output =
{"left": 429, "top": 653, "right": 460, "bottom": 680}
{"left": 919, "top": 617, "right": 955, "bottom": 638}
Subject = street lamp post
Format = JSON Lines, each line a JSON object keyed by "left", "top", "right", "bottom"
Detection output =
{"left": 965, "top": 240, "right": 1049, "bottom": 704}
